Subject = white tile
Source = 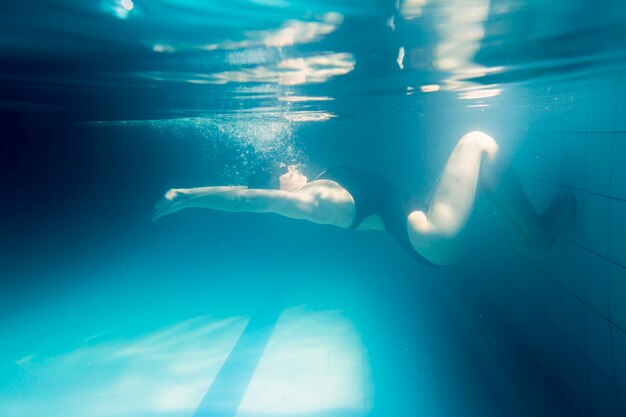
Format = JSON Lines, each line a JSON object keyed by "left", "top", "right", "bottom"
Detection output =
{"left": 549, "top": 93, "right": 572, "bottom": 133}
{"left": 579, "top": 250, "right": 611, "bottom": 317}
{"left": 561, "top": 133, "right": 586, "bottom": 189}
{"left": 515, "top": 133, "right": 545, "bottom": 179}
{"left": 505, "top": 303, "right": 528, "bottom": 339}
{"left": 279, "top": 386, "right": 324, "bottom": 415}
{"left": 619, "top": 387, "right": 626, "bottom": 417}
{"left": 610, "top": 133, "right": 626, "bottom": 201}
{"left": 544, "top": 278, "right": 563, "bottom": 331}
{"left": 611, "top": 265, "right": 626, "bottom": 332}
{"left": 609, "top": 199, "right": 626, "bottom": 267}
{"left": 589, "top": 363, "right": 620, "bottom": 417}
{"left": 587, "top": 85, "right": 618, "bottom": 133}
{"left": 529, "top": 270, "right": 546, "bottom": 314}
{"left": 616, "top": 73, "right": 626, "bottom": 132}
{"left": 580, "top": 193, "right": 610, "bottom": 257}
{"left": 584, "top": 133, "right": 613, "bottom": 195}
{"left": 560, "top": 189, "right": 585, "bottom": 246}
{"left": 511, "top": 300, "right": 535, "bottom": 341}
{"left": 536, "top": 240, "right": 567, "bottom": 288}
{"left": 609, "top": 0, "right": 626, "bottom": 28}
{"left": 612, "top": 325, "right": 626, "bottom": 392}
{"left": 562, "top": 84, "right": 591, "bottom": 133}
{"left": 111, "top": 383, "right": 171, "bottom": 416}
{"left": 323, "top": 390, "right": 366, "bottom": 416}
{"left": 563, "top": 290, "right": 587, "bottom": 355}
{"left": 527, "top": 309, "right": 549, "bottom": 358}
{"left": 546, "top": 325, "right": 566, "bottom": 376}
{"left": 553, "top": 240, "right": 584, "bottom": 296}
{"left": 559, "top": 335, "right": 591, "bottom": 411}
{"left": 541, "top": 102, "right": 565, "bottom": 133}
{"left": 509, "top": 258, "right": 532, "bottom": 301}
{"left": 541, "top": 133, "right": 563, "bottom": 183}
{"left": 585, "top": 307, "right": 614, "bottom": 379}
{"left": 364, "top": 386, "right": 375, "bottom": 414}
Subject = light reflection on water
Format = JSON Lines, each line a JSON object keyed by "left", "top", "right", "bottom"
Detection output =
{"left": 140, "top": 52, "right": 356, "bottom": 86}
{"left": 3, "top": 0, "right": 626, "bottom": 119}
{"left": 0, "top": 307, "right": 371, "bottom": 417}
{"left": 1, "top": 315, "right": 248, "bottom": 416}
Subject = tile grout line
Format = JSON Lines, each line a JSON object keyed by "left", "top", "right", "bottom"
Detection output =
{"left": 559, "top": 235, "right": 626, "bottom": 272}
{"left": 503, "top": 264, "right": 626, "bottom": 402}
{"left": 510, "top": 247, "right": 626, "bottom": 397}
{"left": 519, "top": 173, "right": 626, "bottom": 204}
{"left": 510, "top": 304, "right": 594, "bottom": 417}
{"left": 515, "top": 241, "right": 626, "bottom": 336}
{"left": 580, "top": 112, "right": 595, "bottom": 416}
{"left": 607, "top": 130, "right": 620, "bottom": 401}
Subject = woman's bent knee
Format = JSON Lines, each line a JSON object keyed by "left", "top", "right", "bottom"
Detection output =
{"left": 462, "top": 131, "right": 499, "bottom": 155}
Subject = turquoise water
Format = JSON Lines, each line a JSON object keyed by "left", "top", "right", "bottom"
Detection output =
{"left": 2, "top": 1, "right": 626, "bottom": 416}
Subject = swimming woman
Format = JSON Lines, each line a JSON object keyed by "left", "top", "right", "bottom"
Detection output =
{"left": 152, "top": 131, "right": 574, "bottom": 266}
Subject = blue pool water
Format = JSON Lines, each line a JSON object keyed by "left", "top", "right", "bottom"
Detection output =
{"left": 2, "top": 1, "right": 626, "bottom": 416}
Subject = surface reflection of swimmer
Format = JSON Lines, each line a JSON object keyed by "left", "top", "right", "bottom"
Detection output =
{"left": 153, "top": 131, "right": 575, "bottom": 266}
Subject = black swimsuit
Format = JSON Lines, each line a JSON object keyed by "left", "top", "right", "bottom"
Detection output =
{"left": 316, "top": 166, "right": 436, "bottom": 266}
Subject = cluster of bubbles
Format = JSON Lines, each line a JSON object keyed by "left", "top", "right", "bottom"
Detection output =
{"left": 86, "top": 100, "right": 314, "bottom": 186}
{"left": 107, "top": 112, "right": 305, "bottom": 185}
{"left": 212, "top": 114, "right": 303, "bottom": 185}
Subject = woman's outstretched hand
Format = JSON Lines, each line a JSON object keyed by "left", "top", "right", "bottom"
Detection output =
{"left": 152, "top": 189, "right": 189, "bottom": 222}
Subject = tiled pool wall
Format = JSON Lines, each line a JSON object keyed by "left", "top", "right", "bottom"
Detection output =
{"left": 471, "top": 68, "right": 626, "bottom": 417}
